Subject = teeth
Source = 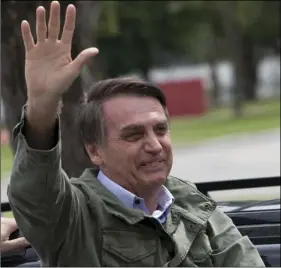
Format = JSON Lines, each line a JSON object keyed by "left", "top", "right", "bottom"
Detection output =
{"left": 144, "top": 161, "right": 162, "bottom": 167}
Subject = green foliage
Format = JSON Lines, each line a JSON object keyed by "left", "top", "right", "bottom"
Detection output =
{"left": 96, "top": 1, "right": 209, "bottom": 77}
{"left": 98, "top": 1, "right": 119, "bottom": 36}
{"left": 236, "top": 1, "right": 263, "bottom": 30}
{"left": 94, "top": 0, "right": 279, "bottom": 78}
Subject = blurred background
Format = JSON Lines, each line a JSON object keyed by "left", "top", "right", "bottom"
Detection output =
{"left": 1, "top": 1, "right": 280, "bottom": 205}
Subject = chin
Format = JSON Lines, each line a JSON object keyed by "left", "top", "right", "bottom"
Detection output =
{"left": 144, "top": 171, "right": 168, "bottom": 188}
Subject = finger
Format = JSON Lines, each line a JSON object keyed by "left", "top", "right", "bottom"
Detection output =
{"left": 72, "top": 48, "right": 99, "bottom": 72}
{"left": 48, "top": 1, "right": 61, "bottom": 41}
{"left": 1, "top": 217, "right": 17, "bottom": 227}
{"left": 36, "top": 6, "right": 47, "bottom": 42}
{"left": 5, "top": 218, "right": 18, "bottom": 230}
{"left": 21, "top": 21, "right": 35, "bottom": 51}
{"left": 60, "top": 4, "right": 76, "bottom": 44}
{"left": 0, "top": 238, "right": 29, "bottom": 253}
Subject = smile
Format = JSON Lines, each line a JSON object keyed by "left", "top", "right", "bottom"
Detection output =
{"left": 141, "top": 160, "right": 165, "bottom": 170}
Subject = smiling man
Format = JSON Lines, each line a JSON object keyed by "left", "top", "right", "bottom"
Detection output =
{"left": 7, "top": 1, "right": 265, "bottom": 267}
{"left": 80, "top": 79, "right": 174, "bottom": 217}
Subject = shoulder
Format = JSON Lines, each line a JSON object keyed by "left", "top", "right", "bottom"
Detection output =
{"left": 166, "top": 175, "right": 198, "bottom": 189}
{"left": 166, "top": 175, "right": 217, "bottom": 219}
{"left": 165, "top": 175, "right": 203, "bottom": 199}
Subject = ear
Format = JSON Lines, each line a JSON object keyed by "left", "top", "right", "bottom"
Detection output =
{"left": 85, "top": 144, "right": 104, "bottom": 166}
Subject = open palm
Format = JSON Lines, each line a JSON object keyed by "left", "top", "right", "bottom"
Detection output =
{"left": 22, "top": 1, "right": 99, "bottom": 100}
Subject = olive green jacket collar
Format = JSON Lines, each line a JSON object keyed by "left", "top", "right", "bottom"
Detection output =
{"left": 73, "top": 168, "right": 217, "bottom": 228}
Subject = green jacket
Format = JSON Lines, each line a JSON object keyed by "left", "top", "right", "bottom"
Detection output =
{"left": 8, "top": 111, "right": 265, "bottom": 267}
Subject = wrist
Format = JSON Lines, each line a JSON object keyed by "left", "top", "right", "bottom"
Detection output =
{"left": 26, "top": 97, "right": 61, "bottom": 132}
{"left": 27, "top": 95, "right": 61, "bottom": 112}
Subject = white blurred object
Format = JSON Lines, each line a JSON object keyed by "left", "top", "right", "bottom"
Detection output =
{"left": 148, "top": 55, "right": 280, "bottom": 104}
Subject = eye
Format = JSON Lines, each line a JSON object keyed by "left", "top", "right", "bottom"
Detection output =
{"left": 155, "top": 124, "right": 168, "bottom": 135}
{"left": 124, "top": 133, "right": 143, "bottom": 142}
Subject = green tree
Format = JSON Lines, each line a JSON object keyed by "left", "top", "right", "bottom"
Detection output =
{"left": 96, "top": 1, "right": 203, "bottom": 79}
{"left": 194, "top": 0, "right": 279, "bottom": 115}
{"left": 214, "top": 0, "right": 279, "bottom": 103}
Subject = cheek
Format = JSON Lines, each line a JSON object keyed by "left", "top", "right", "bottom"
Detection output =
{"left": 105, "top": 142, "right": 139, "bottom": 166}
{"left": 162, "top": 135, "right": 173, "bottom": 152}
{"left": 123, "top": 144, "right": 141, "bottom": 163}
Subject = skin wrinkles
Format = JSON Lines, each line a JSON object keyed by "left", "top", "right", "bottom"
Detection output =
{"left": 87, "top": 95, "right": 173, "bottom": 213}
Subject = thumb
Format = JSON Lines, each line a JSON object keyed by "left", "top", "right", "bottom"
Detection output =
{"left": 72, "top": 47, "right": 99, "bottom": 72}
{"left": 1, "top": 237, "right": 30, "bottom": 253}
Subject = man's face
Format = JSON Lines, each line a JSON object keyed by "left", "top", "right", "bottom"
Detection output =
{"left": 93, "top": 95, "right": 173, "bottom": 196}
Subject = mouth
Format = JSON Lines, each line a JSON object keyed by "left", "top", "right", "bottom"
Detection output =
{"left": 140, "top": 160, "right": 165, "bottom": 171}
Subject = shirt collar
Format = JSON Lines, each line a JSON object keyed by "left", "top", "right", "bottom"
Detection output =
{"left": 97, "top": 170, "right": 174, "bottom": 216}
{"left": 97, "top": 170, "right": 136, "bottom": 208}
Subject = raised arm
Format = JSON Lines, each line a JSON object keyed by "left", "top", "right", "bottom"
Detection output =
{"left": 7, "top": 1, "right": 98, "bottom": 264}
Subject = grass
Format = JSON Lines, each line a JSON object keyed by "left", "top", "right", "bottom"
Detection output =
{"left": 2, "top": 211, "right": 14, "bottom": 218}
{"left": 170, "top": 98, "right": 280, "bottom": 145}
{"left": 1, "top": 98, "right": 280, "bottom": 179}
{"left": 1, "top": 143, "right": 13, "bottom": 179}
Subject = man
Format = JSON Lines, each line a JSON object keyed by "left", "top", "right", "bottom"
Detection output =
{"left": 8, "top": 1, "right": 265, "bottom": 267}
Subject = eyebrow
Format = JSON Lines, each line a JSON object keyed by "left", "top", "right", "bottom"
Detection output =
{"left": 121, "top": 120, "right": 169, "bottom": 133}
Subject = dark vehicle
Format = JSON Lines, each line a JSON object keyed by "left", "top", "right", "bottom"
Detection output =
{"left": 196, "top": 176, "right": 280, "bottom": 267}
{"left": 1, "top": 176, "right": 280, "bottom": 267}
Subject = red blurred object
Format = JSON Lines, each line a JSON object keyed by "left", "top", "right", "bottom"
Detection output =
{"left": 1, "top": 128, "right": 10, "bottom": 145}
{"left": 157, "top": 78, "right": 209, "bottom": 117}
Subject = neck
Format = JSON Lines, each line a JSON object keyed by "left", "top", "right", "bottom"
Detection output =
{"left": 100, "top": 168, "right": 160, "bottom": 214}
{"left": 129, "top": 186, "right": 159, "bottom": 214}
{"left": 123, "top": 181, "right": 160, "bottom": 214}
{"left": 143, "top": 194, "right": 159, "bottom": 214}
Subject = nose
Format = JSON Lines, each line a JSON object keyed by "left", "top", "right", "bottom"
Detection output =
{"left": 144, "top": 134, "right": 162, "bottom": 154}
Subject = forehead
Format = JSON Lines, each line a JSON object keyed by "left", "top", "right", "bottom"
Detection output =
{"left": 103, "top": 95, "right": 167, "bottom": 129}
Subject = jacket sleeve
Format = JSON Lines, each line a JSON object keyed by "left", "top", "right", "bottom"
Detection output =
{"left": 7, "top": 106, "right": 84, "bottom": 265}
{"left": 207, "top": 207, "right": 265, "bottom": 267}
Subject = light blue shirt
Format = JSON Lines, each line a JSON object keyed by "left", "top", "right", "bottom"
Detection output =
{"left": 97, "top": 170, "right": 174, "bottom": 224}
